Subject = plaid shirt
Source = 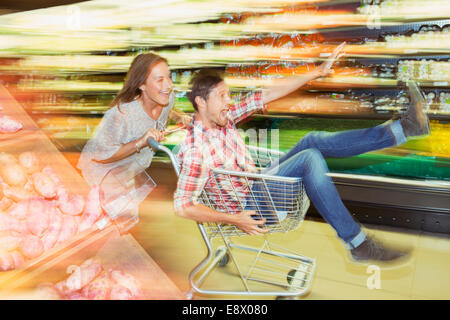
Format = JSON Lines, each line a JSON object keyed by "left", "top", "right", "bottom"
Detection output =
{"left": 174, "top": 90, "right": 266, "bottom": 213}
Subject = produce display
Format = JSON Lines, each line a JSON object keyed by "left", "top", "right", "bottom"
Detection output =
{"left": 0, "top": 114, "right": 22, "bottom": 134}
{"left": 0, "top": 151, "right": 108, "bottom": 271}
{"left": 37, "top": 258, "right": 144, "bottom": 300}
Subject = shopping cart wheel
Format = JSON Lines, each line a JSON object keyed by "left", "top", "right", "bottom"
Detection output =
{"left": 287, "top": 269, "right": 297, "bottom": 285}
{"left": 275, "top": 296, "right": 297, "bottom": 300}
{"left": 215, "top": 250, "right": 229, "bottom": 267}
{"left": 186, "top": 289, "right": 195, "bottom": 300}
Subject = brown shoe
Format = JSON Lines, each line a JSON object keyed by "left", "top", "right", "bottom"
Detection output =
{"left": 349, "top": 235, "right": 413, "bottom": 270}
{"left": 400, "top": 81, "right": 430, "bottom": 138}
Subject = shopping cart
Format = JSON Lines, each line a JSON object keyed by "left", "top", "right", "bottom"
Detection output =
{"left": 148, "top": 139, "right": 316, "bottom": 300}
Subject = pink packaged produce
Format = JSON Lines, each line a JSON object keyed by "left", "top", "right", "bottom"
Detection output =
{"left": 31, "top": 172, "right": 57, "bottom": 199}
{"left": 40, "top": 206, "right": 63, "bottom": 251}
{"left": 26, "top": 199, "right": 50, "bottom": 237}
{"left": 0, "top": 213, "right": 26, "bottom": 234}
{"left": 56, "top": 215, "right": 79, "bottom": 245}
{"left": 109, "top": 285, "right": 134, "bottom": 300}
{"left": 0, "top": 115, "right": 22, "bottom": 134}
{"left": 32, "top": 233, "right": 183, "bottom": 300}
{"left": 109, "top": 270, "right": 144, "bottom": 299}
{"left": 78, "top": 185, "right": 103, "bottom": 232}
{"left": 0, "top": 150, "right": 110, "bottom": 272}
{"left": 0, "top": 232, "right": 23, "bottom": 251}
{"left": 0, "top": 163, "right": 27, "bottom": 187}
{"left": 19, "top": 234, "right": 44, "bottom": 259}
{"left": 0, "top": 197, "right": 13, "bottom": 211}
{"left": 18, "top": 152, "right": 41, "bottom": 174}
{"left": 0, "top": 251, "right": 14, "bottom": 271}
{"left": 6, "top": 199, "right": 30, "bottom": 220}
{"left": 56, "top": 258, "right": 103, "bottom": 295}
{"left": 0, "top": 250, "right": 25, "bottom": 271}
{"left": 81, "top": 271, "right": 114, "bottom": 300}
{"left": 44, "top": 260, "right": 144, "bottom": 300}
{"left": 57, "top": 187, "right": 85, "bottom": 216}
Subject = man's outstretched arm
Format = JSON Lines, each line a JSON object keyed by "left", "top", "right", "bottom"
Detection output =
{"left": 262, "top": 42, "right": 346, "bottom": 105}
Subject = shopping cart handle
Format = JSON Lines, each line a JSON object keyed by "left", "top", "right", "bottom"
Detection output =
{"left": 146, "top": 138, "right": 180, "bottom": 176}
{"left": 147, "top": 138, "right": 161, "bottom": 150}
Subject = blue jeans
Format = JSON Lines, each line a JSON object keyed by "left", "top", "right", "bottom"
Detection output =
{"left": 248, "top": 120, "right": 406, "bottom": 249}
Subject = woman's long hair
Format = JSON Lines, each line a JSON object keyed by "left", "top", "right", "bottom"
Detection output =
{"left": 110, "top": 53, "right": 168, "bottom": 111}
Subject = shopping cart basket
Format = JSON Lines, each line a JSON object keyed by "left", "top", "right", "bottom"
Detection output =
{"left": 148, "top": 139, "right": 316, "bottom": 299}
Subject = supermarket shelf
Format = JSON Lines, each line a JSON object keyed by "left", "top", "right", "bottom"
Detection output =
{"left": 321, "top": 18, "right": 450, "bottom": 42}
{"left": 354, "top": 55, "right": 449, "bottom": 65}
{"left": 309, "top": 78, "right": 450, "bottom": 89}
{"left": 260, "top": 112, "right": 450, "bottom": 121}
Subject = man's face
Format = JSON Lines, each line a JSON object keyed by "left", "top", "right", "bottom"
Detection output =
{"left": 140, "top": 61, "right": 173, "bottom": 107}
{"left": 202, "top": 81, "right": 232, "bottom": 127}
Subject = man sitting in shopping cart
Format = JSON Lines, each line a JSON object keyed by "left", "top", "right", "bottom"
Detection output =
{"left": 172, "top": 43, "right": 429, "bottom": 265}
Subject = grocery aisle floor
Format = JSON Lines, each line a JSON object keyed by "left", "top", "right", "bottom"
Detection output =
{"left": 132, "top": 194, "right": 450, "bottom": 300}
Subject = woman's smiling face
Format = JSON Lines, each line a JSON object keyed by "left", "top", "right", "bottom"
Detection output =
{"left": 140, "top": 61, "right": 173, "bottom": 107}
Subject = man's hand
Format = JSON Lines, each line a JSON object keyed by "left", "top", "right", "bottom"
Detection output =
{"left": 316, "top": 42, "right": 346, "bottom": 78}
{"left": 233, "top": 211, "right": 269, "bottom": 235}
{"left": 261, "top": 42, "right": 346, "bottom": 105}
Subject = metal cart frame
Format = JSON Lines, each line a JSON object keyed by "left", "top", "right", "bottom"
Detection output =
{"left": 150, "top": 140, "right": 316, "bottom": 299}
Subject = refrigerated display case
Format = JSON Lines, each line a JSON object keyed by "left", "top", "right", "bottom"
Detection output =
{"left": 0, "top": 227, "right": 184, "bottom": 300}
{"left": 0, "top": 85, "right": 182, "bottom": 299}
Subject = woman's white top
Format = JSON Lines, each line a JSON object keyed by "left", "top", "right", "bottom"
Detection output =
{"left": 77, "top": 93, "right": 174, "bottom": 187}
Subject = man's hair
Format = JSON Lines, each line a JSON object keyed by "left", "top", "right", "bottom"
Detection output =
{"left": 187, "top": 69, "right": 224, "bottom": 111}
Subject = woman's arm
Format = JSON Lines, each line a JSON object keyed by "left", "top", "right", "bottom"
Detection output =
{"left": 93, "top": 140, "right": 141, "bottom": 164}
{"left": 93, "top": 128, "right": 164, "bottom": 164}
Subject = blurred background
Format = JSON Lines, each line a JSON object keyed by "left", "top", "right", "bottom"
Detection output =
{"left": 1, "top": 0, "right": 449, "bottom": 228}
{"left": 0, "top": 0, "right": 449, "bottom": 300}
